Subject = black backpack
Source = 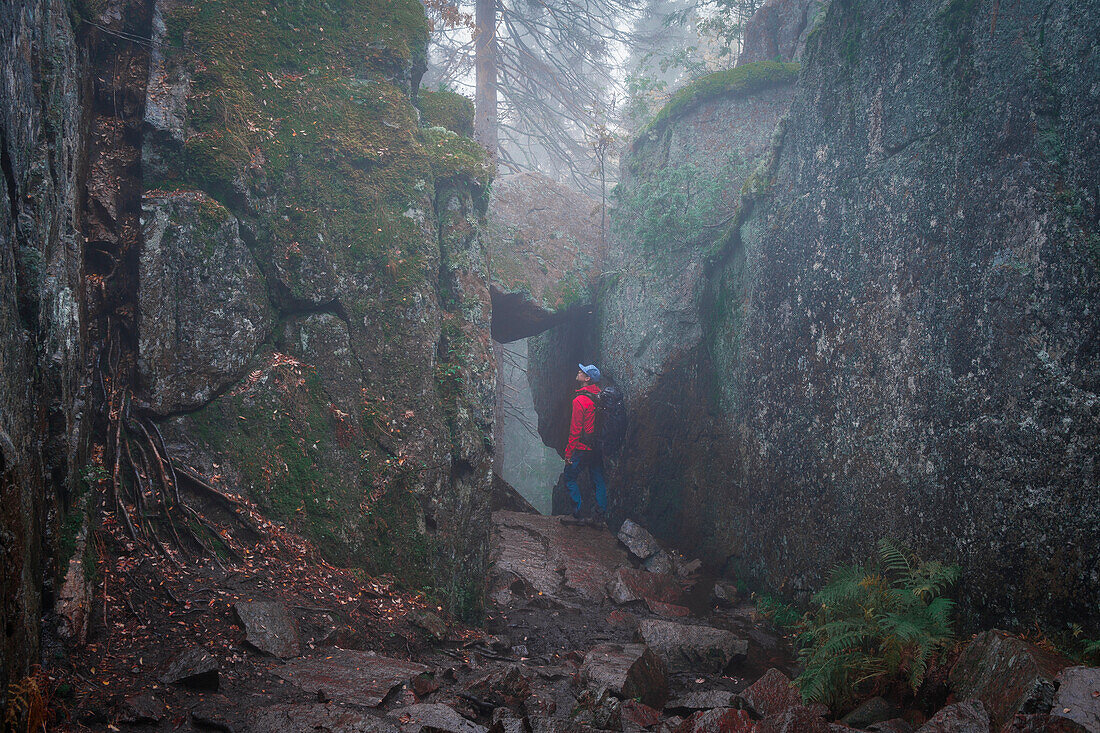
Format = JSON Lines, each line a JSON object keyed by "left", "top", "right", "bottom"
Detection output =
{"left": 578, "top": 385, "right": 627, "bottom": 455}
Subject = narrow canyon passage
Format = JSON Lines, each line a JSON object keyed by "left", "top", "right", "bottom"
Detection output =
{"left": 3, "top": 0, "right": 1097, "bottom": 728}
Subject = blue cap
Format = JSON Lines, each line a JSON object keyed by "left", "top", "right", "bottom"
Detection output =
{"left": 578, "top": 363, "right": 601, "bottom": 382}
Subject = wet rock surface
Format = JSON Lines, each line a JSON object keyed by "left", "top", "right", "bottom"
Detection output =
{"left": 274, "top": 650, "right": 430, "bottom": 707}
{"left": 1051, "top": 666, "right": 1100, "bottom": 732}
{"left": 581, "top": 643, "right": 669, "bottom": 709}
{"left": 914, "top": 700, "right": 990, "bottom": 733}
{"left": 635, "top": 619, "right": 748, "bottom": 673}
{"left": 598, "top": 0, "right": 1100, "bottom": 634}
{"left": 233, "top": 601, "right": 302, "bottom": 659}
{"left": 160, "top": 646, "right": 220, "bottom": 690}
{"left": 948, "top": 630, "right": 1070, "bottom": 729}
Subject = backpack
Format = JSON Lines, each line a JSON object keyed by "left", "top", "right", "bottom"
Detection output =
{"left": 577, "top": 385, "right": 627, "bottom": 455}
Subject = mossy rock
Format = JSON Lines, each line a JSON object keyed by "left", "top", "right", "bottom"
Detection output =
{"left": 640, "top": 62, "right": 801, "bottom": 143}
{"left": 418, "top": 90, "right": 475, "bottom": 137}
{"left": 421, "top": 126, "right": 493, "bottom": 189}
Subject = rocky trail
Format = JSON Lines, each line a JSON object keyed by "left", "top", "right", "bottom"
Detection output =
{"left": 48, "top": 498, "right": 1098, "bottom": 733}
{"left": 51, "top": 495, "right": 802, "bottom": 733}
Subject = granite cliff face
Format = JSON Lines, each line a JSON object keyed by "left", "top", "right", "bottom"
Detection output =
{"left": 601, "top": 0, "right": 1099, "bottom": 631}
{"left": 1, "top": 8, "right": 498, "bottom": 702}
{"left": 0, "top": 0, "right": 87, "bottom": 695}
{"left": 136, "top": 0, "right": 496, "bottom": 618}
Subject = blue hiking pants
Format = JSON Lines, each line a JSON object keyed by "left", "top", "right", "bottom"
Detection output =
{"left": 564, "top": 450, "right": 607, "bottom": 515}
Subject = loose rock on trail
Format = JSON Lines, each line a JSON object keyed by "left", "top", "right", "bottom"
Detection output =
{"left": 56, "top": 505, "right": 1097, "bottom": 732}
{"left": 55, "top": 503, "right": 797, "bottom": 732}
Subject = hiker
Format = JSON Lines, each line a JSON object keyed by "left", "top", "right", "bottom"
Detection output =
{"left": 564, "top": 363, "right": 609, "bottom": 521}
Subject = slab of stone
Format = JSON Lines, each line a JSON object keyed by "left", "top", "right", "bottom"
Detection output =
{"left": 608, "top": 567, "right": 684, "bottom": 606}
{"left": 915, "top": 700, "right": 989, "bottom": 733}
{"left": 120, "top": 693, "right": 164, "bottom": 724}
{"left": 393, "top": 703, "right": 486, "bottom": 733}
{"left": 949, "top": 630, "right": 1070, "bottom": 730}
{"left": 841, "top": 696, "right": 898, "bottom": 729}
{"left": 160, "top": 646, "right": 219, "bottom": 690}
{"left": 581, "top": 643, "right": 669, "bottom": 709}
{"left": 246, "top": 703, "right": 399, "bottom": 733}
{"left": 621, "top": 699, "right": 663, "bottom": 728}
{"left": 491, "top": 511, "right": 630, "bottom": 605}
{"left": 274, "top": 650, "right": 430, "bottom": 707}
{"left": 646, "top": 599, "right": 692, "bottom": 618}
{"left": 234, "top": 600, "right": 302, "bottom": 658}
{"left": 1051, "top": 666, "right": 1100, "bottom": 732}
{"left": 737, "top": 668, "right": 801, "bottom": 719}
{"left": 617, "top": 519, "right": 662, "bottom": 560}
{"left": 636, "top": 619, "right": 747, "bottom": 673}
{"left": 673, "top": 708, "right": 755, "bottom": 733}
{"left": 664, "top": 690, "right": 738, "bottom": 714}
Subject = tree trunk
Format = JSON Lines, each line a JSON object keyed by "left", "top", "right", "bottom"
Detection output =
{"left": 474, "top": 0, "right": 499, "bottom": 158}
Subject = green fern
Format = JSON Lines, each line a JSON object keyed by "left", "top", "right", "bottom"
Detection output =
{"left": 778, "top": 540, "right": 960, "bottom": 709}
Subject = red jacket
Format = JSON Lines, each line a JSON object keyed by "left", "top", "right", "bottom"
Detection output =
{"left": 565, "top": 384, "right": 601, "bottom": 461}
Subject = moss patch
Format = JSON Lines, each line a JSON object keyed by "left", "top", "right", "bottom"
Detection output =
{"left": 152, "top": 0, "right": 435, "bottom": 301}
{"left": 640, "top": 62, "right": 800, "bottom": 143}
{"left": 418, "top": 90, "right": 475, "bottom": 136}
{"left": 421, "top": 127, "right": 493, "bottom": 190}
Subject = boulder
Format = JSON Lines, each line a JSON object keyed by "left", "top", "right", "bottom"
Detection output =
{"left": 487, "top": 172, "right": 603, "bottom": 341}
{"left": 234, "top": 601, "right": 301, "bottom": 658}
{"left": 119, "top": 693, "right": 164, "bottom": 724}
{"left": 950, "top": 631, "right": 1070, "bottom": 729}
{"left": 465, "top": 665, "right": 533, "bottom": 712}
{"left": 274, "top": 650, "right": 430, "bottom": 707}
{"left": 635, "top": 619, "right": 748, "bottom": 673}
{"left": 394, "top": 703, "right": 487, "bottom": 733}
{"left": 1051, "top": 666, "right": 1100, "bottom": 732}
{"left": 841, "top": 697, "right": 899, "bottom": 729}
{"left": 246, "top": 703, "right": 399, "bottom": 733}
{"left": 160, "top": 646, "right": 219, "bottom": 690}
{"left": 737, "top": 669, "right": 802, "bottom": 718}
{"left": 607, "top": 568, "right": 684, "bottom": 606}
{"left": 664, "top": 690, "right": 738, "bottom": 715}
{"left": 581, "top": 643, "right": 669, "bottom": 709}
{"left": 645, "top": 600, "right": 692, "bottom": 619}
{"left": 621, "top": 699, "right": 663, "bottom": 729}
{"left": 492, "top": 511, "right": 630, "bottom": 605}
{"left": 915, "top": 701, "right": 990, "bottom": 733}
{"left": 572, "top": 688, "right": 623, "bottom": 731}
{"left": 673, "top": 708, "right": 756, "bottom": 733}
{"left": 618, "top": 520, "right": 662, "bottom": 561}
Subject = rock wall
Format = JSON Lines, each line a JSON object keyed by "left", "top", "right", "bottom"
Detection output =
{"left": 602, "top": 0, "right": 1100, "bottom": 632}
{"left": 134, "top": 0, "right": 496, "bottom": 619}
{"left": 0, "top": 0, "right": 87, "bottom": 697}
